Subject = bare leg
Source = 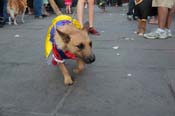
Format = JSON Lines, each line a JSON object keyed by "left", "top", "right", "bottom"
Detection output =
{"left": 73, "top": 59, "right": 85, "bottom": 74}
{"left": 87, "top": 0, "right": 94, "bottom": 27}
{"left": 49, "top": 0, "right": 62, "bottom": 15}
{"left": 43, "top": 4, "right": 50, "bottom": 16}
{"left": 158, "top": 7, "right": 169, "bottom": 29}
{"left": 77, "top": 0, "right": 85, "bottom": 27}
{"left": 166, "top": 5, "right": 175, "bottom": 28}
{"left": 149, "top": 16, "right": 158, "bottom": 24}
{"left": 59, "top": 63, "right": 73, "bottom": 85}
{"left": 68, "top": 5, "right": 71, "bottom": 14}
{"left": 66, "top": 6, "right": 68, "bottom": 14}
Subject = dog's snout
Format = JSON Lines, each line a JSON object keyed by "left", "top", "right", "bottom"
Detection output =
{"left": 84, "top": 54, "right": 95, "bottom": 64}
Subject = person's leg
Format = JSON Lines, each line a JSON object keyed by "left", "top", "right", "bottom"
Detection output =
{"left": 33, "top": 0, "right": 43, "bottom": 17}
{"left": 77, "top": 0, "right": 85, "bottom": 27}
{"left": 68, "top": 5, "right": 72, "bottom": 14}
{"left": 149, "top": 7, "right": 158, "bottom": 24}
{"left": 27, "top": 0, "right": 34, "bottom": 15}
{"left": 3, "top": 0, "right": 8, "bottom": 23}
{"left": 127, "top": 0, "right": 135, "bottom": 20}
{"left": 87, "top": 0, "right": 94, "bottom": 28}
{"left": 166, "top": 5, "right": 175, "bottom": 29}
{"left": 65, "top": 5, "right": 68, "bottom": 14}
{"left": 116, "top": 0, "right": 122, "bottom": 6}
{"left": 127, "top": 0, "right": 134, "bottom": 15}
{"left": 144, "top": 6, "right": 169, "bottom": 39}
{"left": 0, "top": 1, "right": 3, "bottom": 27}
{"left": 144, "top": 0, "right": 170, "bottom": 39}
{"left": 158, "top": 7, "right": 169, "bottom": 29}
{"left": 87, "top": 0, "right": 100, "bottom": 35}
{"left": 165, "top": 5, "right": 175, "bottom": 37}
{"left": 43, "top": 0, "right": 50, "bottom": 16}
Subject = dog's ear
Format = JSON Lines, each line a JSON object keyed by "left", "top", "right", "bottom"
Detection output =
{"left": 82, "top": 21, "right": 89, "bottom": 33}
{"left": 56, "top": 29, "right": 70, "bottom": 43}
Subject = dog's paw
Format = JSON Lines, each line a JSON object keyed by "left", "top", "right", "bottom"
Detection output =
{"left": 14, "top": 23, "right": 18, "bottom": 25}
{"left": 64, "top": 77, "right": 73, "bottom": 85}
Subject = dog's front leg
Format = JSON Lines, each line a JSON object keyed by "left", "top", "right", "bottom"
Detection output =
{"left": 58, "top": 63, "right": 73, "bottom": 85}
{"left": 73, "top": 58, "right": 85, "bottom": 74}
{"left": 21, "top": 10, "right": 26, "bottom": 23}
{"left": 14, "top": 17, "right": 17, "bottom": 25}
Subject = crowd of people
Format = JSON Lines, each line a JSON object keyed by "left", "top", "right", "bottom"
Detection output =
{"left": 0, "top": 0, "right": 174, "bottom": 39}
{"left": 126, "top": 0, "right": 175, "bottom": 39}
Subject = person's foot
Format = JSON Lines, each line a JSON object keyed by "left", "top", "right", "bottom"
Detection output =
{"left": 43, "top": 12, "right": 50, "bottom": 17}
{"left": 165, "top": 29, "right": 172, "bottom": 38}
{"left": 149, "top": 18, "right": 158, "bottom": 25}
{"left": 35, "top": 16, "right": 43, "bottom": 19}
{"left": 144, "top": 28, "right": 168, "bottom": 39}
{"left": 88, "top": 27, "right": 100, "bottom": 36}
{"left": 127, "top": 15, "right": 132, "bottom": 20}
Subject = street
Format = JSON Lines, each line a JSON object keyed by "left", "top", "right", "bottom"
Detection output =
{"left": 0, "top": 6, "right": 175, "bottom": 116}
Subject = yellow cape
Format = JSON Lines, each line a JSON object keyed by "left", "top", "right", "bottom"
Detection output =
{"left": 44, "top": 15, "right": 81, "bottom": 59}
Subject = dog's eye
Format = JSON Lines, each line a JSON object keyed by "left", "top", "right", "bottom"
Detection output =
{"left": 89, "top": 41, "right": 92, "bottom": 47}
{"left": 76, "top": 43, "right": 84, "bottom": 50}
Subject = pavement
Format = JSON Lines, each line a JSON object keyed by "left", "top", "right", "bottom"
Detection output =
{"left": 0, "top": 6, "right": 175, "bottom": 116}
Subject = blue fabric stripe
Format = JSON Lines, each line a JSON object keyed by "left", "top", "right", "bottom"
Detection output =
{"left": 49, "top": 20, "right": 71, "bottom": 59}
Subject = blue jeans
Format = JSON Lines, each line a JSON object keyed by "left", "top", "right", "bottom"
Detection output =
{"left": 3, "top": 0, "right": 8, "bottom": 23}
{"left": 33, "top": 0, "right": 43, "bottom": 17}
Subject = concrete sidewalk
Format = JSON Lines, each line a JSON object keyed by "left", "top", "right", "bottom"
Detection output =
{"left": 0, "top": 6, "right": 175, "bottom": 116}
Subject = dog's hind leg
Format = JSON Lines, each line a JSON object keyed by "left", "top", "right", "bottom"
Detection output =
{"left": 21, "top": 13, "right": 25, "bottom": 23}
{"left": 8, "top": 16, "right": 12, "bottom": 25}
{"left": 73, "top": 59, "right": 85, "bottom": 74}
{"left": 59, "top": 63, "right": 73, "bottom": 85}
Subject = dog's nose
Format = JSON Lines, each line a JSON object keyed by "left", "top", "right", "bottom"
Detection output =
{"left": 84, "top": 54, "right": 95, "bottom": 64}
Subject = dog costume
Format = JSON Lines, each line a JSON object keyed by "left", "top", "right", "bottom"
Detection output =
{"left": 45, "top": 15, "right": 81, "bottom": 65}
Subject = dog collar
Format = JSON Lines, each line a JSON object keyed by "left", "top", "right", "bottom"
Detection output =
{"left": 50, "top": 20, "right": 76, "bottom": 65}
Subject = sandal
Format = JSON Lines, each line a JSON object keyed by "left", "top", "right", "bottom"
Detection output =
{"left": 88, "top": 27, "right": 100, "bottom": 36}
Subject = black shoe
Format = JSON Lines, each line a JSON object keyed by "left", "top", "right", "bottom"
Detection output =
{"left": 0, "top": 24, "right": 3, "bottom": 28}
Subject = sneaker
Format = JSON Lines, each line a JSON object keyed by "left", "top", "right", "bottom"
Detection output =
{"left": 144, "top": 28, "right": 168, "bottom": 39}
{"left": 88, "top": 27, "right": 100, "bottom": 36}
{"left": 127, "top": 15, "right": 132, "bottom": 21}
{"left": 165, "top": 29, "right": 172, "bottom": 38}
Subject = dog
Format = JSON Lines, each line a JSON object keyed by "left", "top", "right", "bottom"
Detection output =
{"left": 49, "top": 21, "right": 95, "bottom": 85}
{"left": 7, "top": 0, "right": 27, "bottom": 25}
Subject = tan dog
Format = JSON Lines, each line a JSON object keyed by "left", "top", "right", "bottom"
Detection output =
{"left": 7, "top": 0, "right": 27, "bottom": 25}
{"left": 53, "top": 22, "right": 95, "bottom": 85}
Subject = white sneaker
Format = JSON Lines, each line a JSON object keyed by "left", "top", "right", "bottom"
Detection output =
{"left": 165, "top": 29, "right": 172, "bottom": 38}
{"left": 144, "top": 28, "right": 168, "bottom": 39}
